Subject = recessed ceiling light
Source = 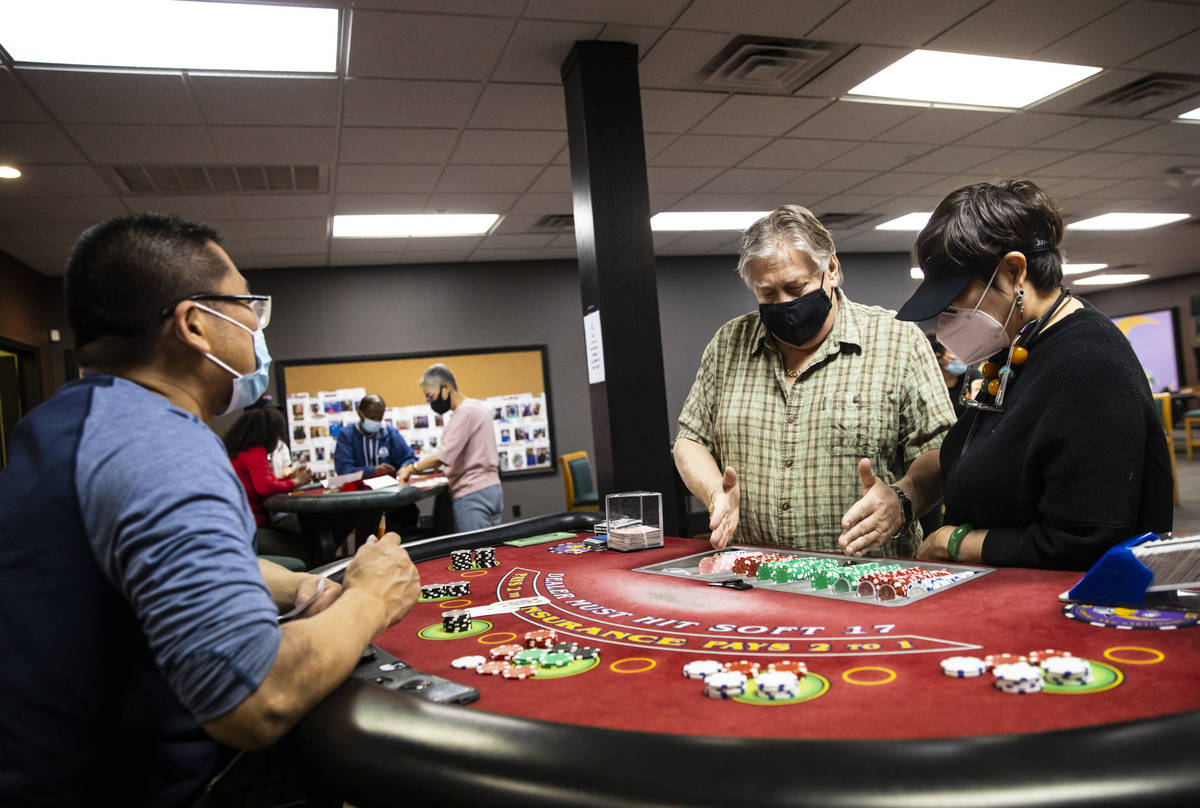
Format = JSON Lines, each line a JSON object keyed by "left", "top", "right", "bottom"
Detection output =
{"left": 332, "top": 214, "right": 499, "bottom": 238}
{"left": 0, "top": 1, "right": 338, "bottom": 72}
{"left": 910, "top": 267, "right": 924, "bottom": 279}
{"left": 1073, "top": 273, "right": 1150, "bottom": 286}
{"left": 847, "top": 50, "right": 1101, "bottom": 109}
{"left": 649, "top": 211, "right": 768, "bottom": 231}
{"left": 0, "top": 166, "right": 21, "bottom": 179}
{"left": 1179, "top": 106, "right": 1200, "bottom": 121}
{"left": 1067, "top": 213, "right": 1189, "bottom": 230}
{"left": 1061, "top": 263, "right": 1108, "bottom": 275}
{"left": 876, "top": 213, "right": 932, "bottom": 231}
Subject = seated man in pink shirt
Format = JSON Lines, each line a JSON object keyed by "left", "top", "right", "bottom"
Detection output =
{"left": 399, "top": 363, "right": 503, "bottom": 532}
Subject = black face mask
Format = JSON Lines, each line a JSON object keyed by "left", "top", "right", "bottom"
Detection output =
{"left": 758, "top": 273, "right": 832, "bottom": 347}
{"left": 430, "top": 387, "right": 452, "bottom": 415}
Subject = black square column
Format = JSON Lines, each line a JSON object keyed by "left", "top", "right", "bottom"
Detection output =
{"left": 561, "top": 41, "right": 677, "bottom": 534}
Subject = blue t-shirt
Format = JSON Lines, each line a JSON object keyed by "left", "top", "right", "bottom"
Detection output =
{"left": 0, "top": 375, "right": 281, "bottom": 807}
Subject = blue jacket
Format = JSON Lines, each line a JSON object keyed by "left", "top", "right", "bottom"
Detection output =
{"left": 334, "top": 423, "right": 416, "bottom": 476}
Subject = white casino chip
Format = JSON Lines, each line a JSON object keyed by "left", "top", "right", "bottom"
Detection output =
{"left": 682, "top": 660, "right": 726, "bottom": 680}
{"left": 451, "top": 655, "right": 488, "bottom": 670}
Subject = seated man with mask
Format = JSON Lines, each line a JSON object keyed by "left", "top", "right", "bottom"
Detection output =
{"left": 674, "top": 205, "right": 954, "bottom": 558}
{"left": 333, "top": 393, "right": 416, "bottom": 478}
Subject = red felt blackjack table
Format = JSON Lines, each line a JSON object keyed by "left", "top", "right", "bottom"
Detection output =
{"left": 287, "top": 512, "right": 1200, "bottom": 807}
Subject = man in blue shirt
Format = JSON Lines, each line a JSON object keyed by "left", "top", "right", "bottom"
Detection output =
{"left": 0, "top": 214, "right": 421, "bottom": 807}
{"left": 333, "top": 394, "right": 416, "bottom": 478}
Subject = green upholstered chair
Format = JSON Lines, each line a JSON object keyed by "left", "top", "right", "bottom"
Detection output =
{"left": 559, "top": 451, "right": 599, "bottom": 511}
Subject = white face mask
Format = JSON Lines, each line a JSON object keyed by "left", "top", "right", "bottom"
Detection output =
{"left": 935, "top": 264, "right": 1019, "bottom": 365}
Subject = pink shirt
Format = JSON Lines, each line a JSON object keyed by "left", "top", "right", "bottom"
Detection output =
{"left": 436, "top": 398, "right": 501, "bottom": 498}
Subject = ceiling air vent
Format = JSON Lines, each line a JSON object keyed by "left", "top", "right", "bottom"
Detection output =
{"left": 1071, "top": 73, "right": 1200, "bottom": 118}
{"left": 817, "top": 212, "right": 878, "bottom": 230}
{"left": 531, "top": 214, "right": 575, "bottom": 233}
{"left": 690, "top": 35, "right": 853, "bottom": 95}
{"left": 108, "top": 164, "right": 327, "bottom": 194}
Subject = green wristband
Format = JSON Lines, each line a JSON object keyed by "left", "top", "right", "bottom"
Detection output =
{"left": 946, "top": 523, "right": 973, "bottom": 562}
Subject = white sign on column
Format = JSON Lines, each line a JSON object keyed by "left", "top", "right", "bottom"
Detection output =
{"left": 583, "top": 309, "right": 605, "bottom": 385}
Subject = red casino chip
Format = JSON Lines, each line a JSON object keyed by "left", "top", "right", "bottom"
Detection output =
{"left": 476, "top": 661, "right": 512, "bottom": 675}
{"left": 984, "top": 653, "right": 1027, "bottom": 670}
{"left": 524, "top": 629, "right": 559, "bottom": 648}
{"left": 723, "top": 660, "right": 761, "bottom": 677}
{"left": 765, "top": 660, "right": 807, "bottom": 677}
{"left": 501, "top": 665, "right": 538, "bottom": 680}
{"left": 489, "top": 643, "right": 525, "bottom": 660}
{"left": 1027, "top": 648, "right": 1071, "bottom": 664}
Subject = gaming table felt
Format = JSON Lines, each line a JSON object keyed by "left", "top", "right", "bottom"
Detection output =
{"left": 287, "top": 513, "right": 1200, "bottom": 807}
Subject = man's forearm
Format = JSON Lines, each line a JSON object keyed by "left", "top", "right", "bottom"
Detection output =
{"left": 673, "top": 438, "right": 723, "bottom": 508}
{"left": 257, "top": 559, "right": 307, "bottom": 611}
{"left": 897, "top": 449, "right": 941, "bottom": 518}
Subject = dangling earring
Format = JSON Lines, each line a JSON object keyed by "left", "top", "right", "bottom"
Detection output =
{"left": 1015, "top": 288, "right": 1025, "bottom": 315}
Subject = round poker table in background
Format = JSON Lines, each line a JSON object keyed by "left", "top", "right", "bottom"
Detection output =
{"left": 287, "top": 513, "right": 1200, "bottom": 806}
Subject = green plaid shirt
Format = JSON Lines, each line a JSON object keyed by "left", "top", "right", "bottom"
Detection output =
{"left": 676, "top": 289, "right": 954, "bottom": 557}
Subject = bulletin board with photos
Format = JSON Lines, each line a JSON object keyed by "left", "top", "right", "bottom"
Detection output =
{"left": 277, "top": 347, "right": 555, "bottom": 483}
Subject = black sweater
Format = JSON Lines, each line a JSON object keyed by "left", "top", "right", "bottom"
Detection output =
{"left": 940, "top": 303, "right": 1173, "bottom": 571}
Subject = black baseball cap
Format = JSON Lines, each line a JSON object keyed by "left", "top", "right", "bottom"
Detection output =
{"left": 896, "top": 263, "right": 975, "bottom": 322}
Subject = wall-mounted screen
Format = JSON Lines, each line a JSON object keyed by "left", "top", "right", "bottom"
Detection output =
{"left": 1111, "top": 308, "right": 1181, "bottom": 393}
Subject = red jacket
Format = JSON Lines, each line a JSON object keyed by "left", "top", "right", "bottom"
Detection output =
{"left": 230, "top": 446, "right": 294, "bottom": 527}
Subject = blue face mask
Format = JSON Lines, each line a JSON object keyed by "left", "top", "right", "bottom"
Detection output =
{"left": 360, "top": 418, "right": 383, "bottom": 434}
{"left": 946, "top": 359, "right": 968, "bottom": 376}
{"left": 195, "top": 304, "right": 272, "bottom": 415}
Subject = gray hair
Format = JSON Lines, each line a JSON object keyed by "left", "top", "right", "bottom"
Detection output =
{"left": 419, "top": 363, "right": 457, "bottom": 391}
{"left": 737, "top": 205, "right": 836, "bottom": 285}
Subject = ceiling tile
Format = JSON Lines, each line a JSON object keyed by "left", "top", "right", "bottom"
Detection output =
{"left": 469, "top": 84, "right": 567, "bottom": 129}
{"left": 348, "top": 11, "right": 514, "bottom": 80}
{"left": 189, "top": 76, "right": 339, "bottom": 126}
{"left": 210, "top": 126, "right": 336, "bottom": 164}
{"left": 1034, "top": 1, "right": 1200, "bottom": 66}
{"left": 651, "top": 135, "right": 772, "bottom": 166}
{"left": 333, "top": 193, "right": 428, "bottom": 214}
{"left": 336, "top": 164, "right": 443, "bottom": 193}
{"left": 636, "top": 29, "right": 729, "bottom": 90}
{"left": 490, "top": 20, "right": 603, "bottom": 83}
{"left": 739, "top": 138, "right": 858, "bottom": 169}
{"left": 502, "top": 191, "right": 569, "bottom": 215}
{"left": 1034, "top": 118, "right": 1159, "bottom": 151}
{"left": 3, "top": 195, "right": 128, "bottom": 223}
{"left": 527, "top": 165, "right": 571, "bottom": 193}
{"left": 451, "top": 130, "right": 566, "bottom": 164}
{"left": 594, "top": 24, "right": 665, "bottom": 57}
{"left": 479, "top": 233, "right": 556, "bottom": 249}
{"left": 0, "top": 165, "right": 111, "bottom": 197}
{"left": 468, "top": 247, "right": 540, "bottom": 262}
{"left": 354, "top": 1, "right": 525, "bottom": 15}
{"left": 647, "top": 166, "right": 724, "bottom": 193}
{"left": 1035, "top": 151, "right": 1139, "bottom": 177}
{"left": 524, "top": 0, "right": 688, "bottom": 26}
{"left": 339, "top": 128, "right": 457, "bottom": 164}
{"left": 822, "top": 142, "right": 934, "bottom": 172}
{"left": 400, "top": 248, "right": 475, "bottom": 264}
{"left": 928, "top": 0, "right": 1125, "bottom": 58}
{"left": 21, "top": 69, "right": 202, "bottom": 125}
{"left": 121, "top": 195, "right": 237, "bottom": 222}
{"left": 674, "top": 0, "right": 843, "bottom": 38}
{"left": 1125, "top": 28, "right": 1200, "bottom": 72}
{"left": 640, "top": 89, "right": 725, "bottom": 134}
{"left": 231, "top": 194, "right": 331, "bottom": 219}
{"left": 844, "top": 172, "right": 950, "bottom": 196}
{"left": 1028, "top": 69, "right": 1149, "bottom": 115}
{"left": 249, "top": 238, "right": 329, "bottom": 256}
{"left": 0, "top": 68, "right": 50, "bottom": 122}
{"left": 808, "top": 0, "right": 989, "bottom": 47}
{"left": 803, "top": 192, "right": 893, "bottom": 213}
{"left": 643, "top": 133, "right": 678, "bottom": 161}
{"left": 775, "top": 170, "right": 878, "bottom": 196}
{"left": 489, "top": 213, "right": 544, "bottom": 235}
{"left": 956, "top": 113, "right": 1088, "bottom": 148}
{"left": 67, "top": 124, "right": 214, "bottom": 163}
{"left": 249, "top": 254, "right": 328, "bottom": 270}
{"left": 649, "top": 191, "right": 684, "bottom": 212}
{"left": 1, "top": 243, "right": 74, "bottom": 274}
{"left": 1094, "top": 153, "right": 1193, "bottom": 179}
{"left": 798, "top": 45, "right": 910, "bottom": 98}
{"left": 875, "top": 108, "right": 1009, "bottom": 144}
{"left": 236, "top": 218, "right": 329, "bottom": 240}
{"left": 787, "top": 101, "right": 922, "bottom": 141}
{"left": 428, "top": 192, "right": 522, "bottom": 212}
{"left": 698, "top": 168, "right": 801, "bottom": 194}
{"left": 668, "top": 192, "right": 764, "bottom": 211}
{"left": 437, "top": 164, "right": 541, "bottom": 192}
{"left": 898, "top": 144, "right": 1013, "bottom": 173}
{"left": 693, "top": 96, "right": 829, "bottom": 137}
{"left": 1097, "top": 123, "right": 1200, "bottom": 154}
{"left": 959, "top": 148, "right": 1077, "bottom": 176}
{"left": 342, "top": 79, "right": 481, "bottom": 127}
{"left": 0, "top": 122, "right": 83, "bottom": 165}
{"left": 1036, "top": 177, "right": 1126, "bottom": 198}
{"left": 539, "top": 247, "right": 579, "bottom": 261}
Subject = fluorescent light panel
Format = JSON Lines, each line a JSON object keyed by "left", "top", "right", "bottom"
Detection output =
{"left": 1073, "top": 273, "right": 1150, "bottom": 286}
{"left": 650, "top": 211, "right": 767, "bottom": 231}
{"left": 0, "top": 1, "right": 338, "bottom": 72}
{"left": 1067, "top": 213, "right": 1189, "bottom": 231}
{"left": 876, "top": 212, "right": 932, "bottom": 231}
{"left": 848, "top": 50, "right": 1101, "bottom": 109}
{"left": 0, "top": 166, "right": 20, "bottom": 179}
{"left": 910, "top": 267, "right": 924, "bottom": 279}
{"left": 1061, "top": 263, "right": 1108, "bottom": 276}
{"left": 1179, "top": 106, "right": 1200, "bottom": 121}
{"left": 332, "top": 214, "right": 499, "bottom": 238}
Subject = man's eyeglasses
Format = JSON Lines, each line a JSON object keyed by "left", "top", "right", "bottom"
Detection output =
{"left": 161, "top": 294, "right": 272, "bottom": 329}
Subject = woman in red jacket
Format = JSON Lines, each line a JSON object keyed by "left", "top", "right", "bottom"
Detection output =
{"left": 225, "top": 408, "right": 311, "bottom": 560}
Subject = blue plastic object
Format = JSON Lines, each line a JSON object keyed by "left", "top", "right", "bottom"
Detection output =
{"left": 1066, "top": 532, "right": 1159, "bottom": 607}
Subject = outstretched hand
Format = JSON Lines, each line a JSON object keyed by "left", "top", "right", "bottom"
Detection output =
{"left": 838, "top": 458, "right": 903, "bottom": 557}
{"left": 708, "top": 466, "right": 741, "bottom": 550}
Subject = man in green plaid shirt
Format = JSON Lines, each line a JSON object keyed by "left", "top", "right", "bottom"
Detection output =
{"left": 674, "top": 205, "right": 954, "bottom": 558}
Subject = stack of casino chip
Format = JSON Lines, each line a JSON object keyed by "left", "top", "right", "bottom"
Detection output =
{"left": 1027, "top": 648, "right": 1071, "bottom": 666}
{"left": 489, "top": 643, "right": 525, "bottom": 661}
{"left": 731, "top": 553, "right": 787, "bottom": 577}
{"left": 422, "top": 581, "right": 470, "bottom": 599}
{"left": 702, "top": 671, "right": 747, "bottom": 699}
{"left": 475, "top": 547, "right": 498, "bottom": 568}
{"left": 442, "top": 609, "right": 472, "bottom": 633}
{"left": 524, "top": 629, "right": 558, "bottom": 648}
{"left": 755, "top": 670, "right": 801, "bottom": 700}
{"left": 940, "top": 655, "right": 988, "bottom": 678}
{"left": 449, "top": 549, "right": 474, "bottom": 570}
{"left": 1041, "top": 655, "right": 1093, "bottom": 686}
{"left": 683, "top": 660, "right": 725, "bottom": 680}
{"left": 421, "top": 583, "right": 445, "bottom": 599}
{"left": 992, "top": 662, "right": 1044, "bottom": 694}
{"left": 758, "top": 556, "right": 842, "bottom": 584}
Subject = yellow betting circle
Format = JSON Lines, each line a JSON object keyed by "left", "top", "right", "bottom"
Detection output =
{"left": 438, "top": 598, "right": 472, "bottom": 609}
{"left": 1103, "top": 646, "right": 1165, "bottom": 665}
{"left": 477, "top": 632, "right": 518, "bottom": 645}
{"left": 609, "top": 657, "right": 656, "bottom": 674}
{"left": 841, "top": 666, "right": 897, "bottom": 686}
{"left": 460, "top": 569, "right": 489, "bottom": 578}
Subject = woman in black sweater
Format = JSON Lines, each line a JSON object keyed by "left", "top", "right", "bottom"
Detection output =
{"left": 896, "top": 180, "right": 1173, "bottom": 571}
